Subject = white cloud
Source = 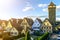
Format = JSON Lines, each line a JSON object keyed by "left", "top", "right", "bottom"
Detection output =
{"left": 42, "top": 5, "right": 60, "bottom": 12}
{"left": 38, "top": 4, "right": 48, "bottom": 12}
{"left": 57, "top": 5, "right": 60, "bottom": 8}
{"left": 22, "top": 6, "right": 34, "bottom": 12}
{"left": 56, "top": 18, "right": 60, "bottom": 21}
{"left": 42, "top": 8, "right": 48, "bottom": 12}
{"left": 38, "top": 3, "right": 60, "bottom": 12}
{"left": 22, "top": 2, "right": 34, "bottom": 12}
{"left": 26, "top": 2, "right": 31, "bottom": 6}
{"left": 56, "top": 5, "right": 60, "bottom": 11}
{"left": 38, "top": 4, "right": 48, "bottom": 8}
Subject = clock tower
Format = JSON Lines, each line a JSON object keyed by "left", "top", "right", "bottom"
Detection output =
{"left": 48, "top": 2, "right": 56, "bottom": 25}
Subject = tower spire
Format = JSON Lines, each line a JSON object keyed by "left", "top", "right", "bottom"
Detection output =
{"left": 49, "top": 2, "right": 56, "bottom": 6}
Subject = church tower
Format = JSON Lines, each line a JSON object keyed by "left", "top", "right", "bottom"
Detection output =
{"left": 48, "top": 2, "right": 56, "bottom": 25}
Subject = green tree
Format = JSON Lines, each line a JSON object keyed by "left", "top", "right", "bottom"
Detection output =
{"left": 34, "top": 32, "right": 49, "bottom": 40}
{"left": 34, "top": 31, "right": 40, "bottom": 36}
{"left": 25, "top": 31, "right": 31, "bottom": 40}
{"left": 40, "top": 32, "right": 49, "bottom": 40}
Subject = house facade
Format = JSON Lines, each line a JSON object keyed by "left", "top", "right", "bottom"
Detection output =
{"left": 10, "top": 27, "right": 19, "bottom": 36}
{"left": 32, "top": 18, "right": 42, "bottom": 31}
{"left": 21, "top": 18, "right": 33, "bottom": 34}
{"left": 4, "top": 19, "right": 23, "bottom": 36}
{"left": 41, "top": 18, "right": 52, "bottom": 33}
{"left": 1, "top": 20, "right": 8, "bottom": 30}
{"left": 5, "top": 21, "right": 13, "bottom": 32}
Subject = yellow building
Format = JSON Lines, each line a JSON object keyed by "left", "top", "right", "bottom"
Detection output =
{"left": 21, "top": 18, "right": 33, "bottom": 34}
{"left": 1, "top": 20, "right": 8, "bottom": 30}
{"left": 5, "top": 20, "right": 23, "bottom": 36}
{"left": 41, "top": 18, "right": 52, "bottom": 33}
{"left": 10, "top": 27, "right": 19, "bottom": 36}
{"left": 5, "top": 21, "right": 13, "bottom": 32}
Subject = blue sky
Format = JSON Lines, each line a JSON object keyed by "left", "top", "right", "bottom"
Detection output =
{"left": 0, "top": 0, "right": 60, "bottom": 20}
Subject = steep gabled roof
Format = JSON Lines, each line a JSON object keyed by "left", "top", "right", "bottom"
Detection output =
{"left": 24, "top": 18, "right": 33, "bottom": 26}
{"left": 8, "top": 20, "right": 23, "bottom": 31}
{"left": 9, "top": 18, "right": 17, "bottom": 23}
{"left": 6, "top": 20, "right": 23, "bottom": 32}
{"left": 43, "top": 18, "right": 52, "bottom": 26}
{"left": 44, "top": 18, "right": 54, "bottom": 25}
{"left": 44, "top": 18, "right": 50, "bottom": 22}
{"left": 1, "top": 20, "right": 8, "bottom": 26}
{"left": 36, "top": 18, "right": 42, "bottom": 23}
{"left": 8, "top": 20, "right": 18, "bottom": 27}
{"left": 14, "top": 26, "right": 23, "bottom": 31}
{"left": 17, "top": 19, "right": 23, "bottom": 25}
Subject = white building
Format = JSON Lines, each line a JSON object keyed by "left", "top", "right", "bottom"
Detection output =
{"left": 32, "top": 18, "right": 42, "bottom": 31}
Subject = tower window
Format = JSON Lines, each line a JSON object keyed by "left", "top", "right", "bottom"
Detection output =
{"left": 53, "top": 6, "right": 55, "bottom": 7}
{"left": 49, "top": 6, "right": 52, "bottom": 8}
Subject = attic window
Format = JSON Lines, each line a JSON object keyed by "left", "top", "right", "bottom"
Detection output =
{"left": 15, "top": 32, "right": 17, "bottom": 34}
{"left": 47, "top": 27, "right": 48, "bottom": 29}
{"left": 11, "top": 32, "right": 13, "bottom": 34}
{"left": 49, "top": 27, "right": 51, "bottom": 29}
